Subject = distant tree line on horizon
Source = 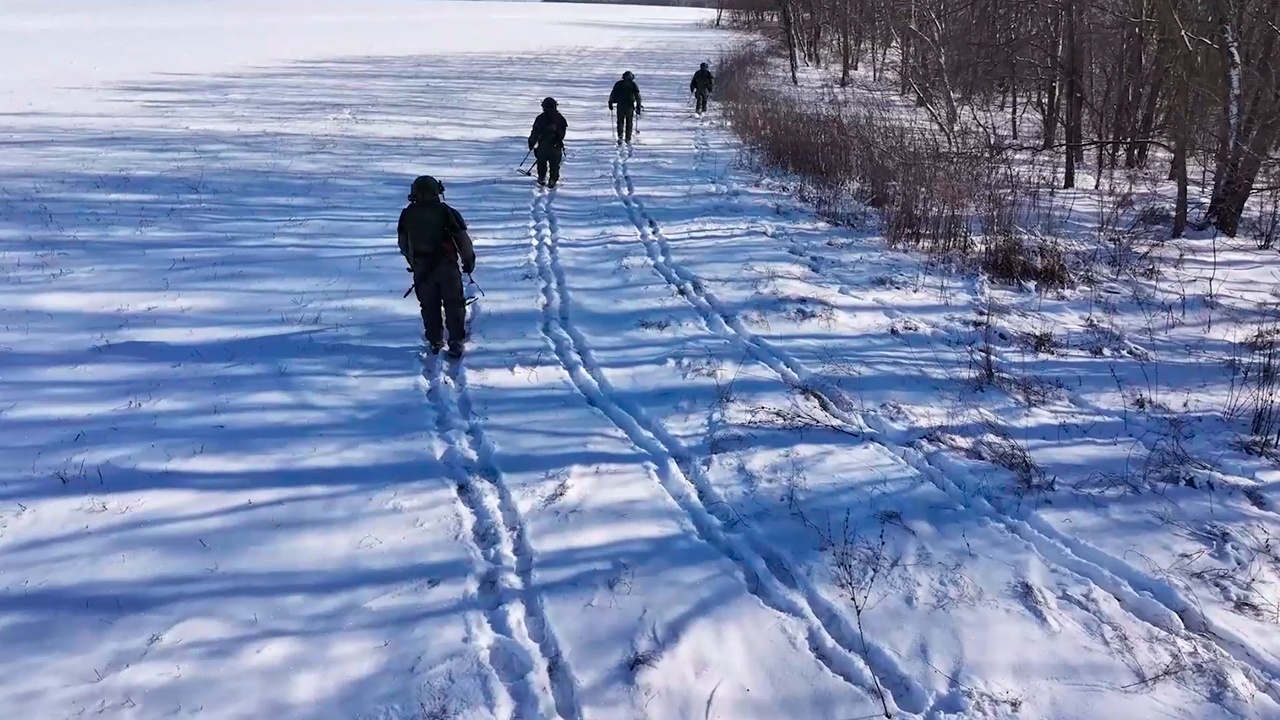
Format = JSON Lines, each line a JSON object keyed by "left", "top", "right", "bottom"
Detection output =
{"left": 544, "top": 0, "right": 718, "bottom": 7}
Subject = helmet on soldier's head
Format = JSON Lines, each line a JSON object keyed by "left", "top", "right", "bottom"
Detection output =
{"left": 622, "top": 71, "right": 634, "bottom": 80}
{"left": 542, "top": 97, "right": 557, "bottom": 110}
{"left": 409, "top": 175, "right": 444, "bottom": 201}
{"left": 700, "top": 62, "right": 708, "bottom": 69}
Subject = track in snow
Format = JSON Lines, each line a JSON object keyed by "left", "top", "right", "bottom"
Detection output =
{"left": 528, "top": 182, "right": 928, "bottom": 717}
{"left": 865, "top": 300, "right": 1280, "bottom": 703}
{"left": 611, "top": 143, "right": 874, "bottom": 437}
{"left": 617, "top": 118, "right": 1280, "bottom": 709}
{"left": 894, "top": 439, "right": 1280, "bottom": 708}
{"left": 423, "top": 337, "right": 583, "bottom": 720}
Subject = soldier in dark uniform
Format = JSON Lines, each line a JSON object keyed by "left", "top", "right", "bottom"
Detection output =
{"left": 528, "top": 97, "right": 568, "bottom": 188}
{"left": 690, "top": 62, "right": 714, "bottom": 114}
{"left": 397, "top": 175, "right": 476, "bottom": 358}
{"left": 608, "top": 71, "right": 643, "bottom": 145}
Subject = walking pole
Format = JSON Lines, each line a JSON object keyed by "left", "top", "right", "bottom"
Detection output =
{"left": 516, "top": 147, "right": 533, "bottom": 175}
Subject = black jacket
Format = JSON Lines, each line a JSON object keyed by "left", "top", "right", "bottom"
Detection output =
{"left": 528, "top": 110, "right": 567, "bottom": 157}
{"left": 691, "top": 68, "right": 714, "bottom": 93}
{"left": 397, "top": 199, "right": 475, "bottom": 273}
{"left": 609, "top": 79, "right": 643, "bottom": 112}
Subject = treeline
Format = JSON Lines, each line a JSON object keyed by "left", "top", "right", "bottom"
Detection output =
{"left": 547, "top": 0, "right": 716, "bottom": 6}
{"left": 718, "top": 0, "right": 1280, "bottom": 238}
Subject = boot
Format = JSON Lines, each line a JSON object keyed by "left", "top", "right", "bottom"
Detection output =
{"left": 446, "top": 341, "right": 464, "bottom": 359}
{"left": 421, "top": 329, "right": 441, "bottom": 354}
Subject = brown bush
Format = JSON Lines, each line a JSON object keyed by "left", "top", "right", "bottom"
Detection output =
{"left": 715, "top": 44, "right": 1072, "bottom": 289}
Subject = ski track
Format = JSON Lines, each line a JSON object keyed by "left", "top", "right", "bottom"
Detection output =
{"left": 896, "top": 438, "right": 1280, "bottom": 707}
{"left": 423, "top": 340, "right": 583, "bottom": 720}
{"left": 617, "top": 113, "right": 1280, "bottom": 708}
{"left": 529, "top": 178, "right": 925, "bottom": 717}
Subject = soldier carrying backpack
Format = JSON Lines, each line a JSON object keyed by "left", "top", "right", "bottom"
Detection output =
{"left": 397, "top": 175, "right": 476, "bottom": 358}
{"left": 528, "top": 97, "right": 568, "bottom": 188}
{"left": 690, "top": 62, "right": 714, "bottom": 115}
{"left": 608, "top": 71, "right": 643, "bottom": 145}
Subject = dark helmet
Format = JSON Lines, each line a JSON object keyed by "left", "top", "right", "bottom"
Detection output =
{"left": 700, "top": 62, "right": 708, "bottom": 70}
{"left": 622, "top": 71, "right": 634, "bottom": 80}
{"left": 409, "top": 175, "right": 444, "bottom": 201}
{"left": 541, "top": 96, "right": 557, "bottom": 110}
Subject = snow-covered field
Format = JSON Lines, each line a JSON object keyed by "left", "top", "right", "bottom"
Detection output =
{"left": 3, "top": 1, "right": 1279, "bottom": 719}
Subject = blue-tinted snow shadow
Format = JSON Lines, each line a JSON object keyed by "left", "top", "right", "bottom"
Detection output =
{"left": 1, "top": 34, "right": 1208, "bottom": 720}
{"left": 0, "top": 46, "right": 785, "bottom": 719}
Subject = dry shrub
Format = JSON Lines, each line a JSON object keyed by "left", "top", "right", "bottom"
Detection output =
{"left": 717, "top": 45, "right": 855, "bottom": 217}
{"left": 716, "top": 44, "right": 1071, "bottom": 290}
{"left": 982, "top": 231, "right": 1071, "bottom": 290}
{"left": 1227, "top": 324, "right": 1280, "bottom": 452}
{"left": 976, "top": 423, "right": 1054, "bottom": 495}
{"left": 1248, "top": 187, "right": 1280, "bottom": 251}
{"left": 1088, "top": 186, "right": 1170, "bottom": 281}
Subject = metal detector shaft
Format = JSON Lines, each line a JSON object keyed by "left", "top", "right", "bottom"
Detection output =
{"left": 516, "top": 147, "right": 534, "bottom": 176}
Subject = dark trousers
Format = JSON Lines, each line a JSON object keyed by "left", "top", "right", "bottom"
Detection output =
{"left": 616, "top": 108, "right": 635, "bottom": 142}
{"left": 536, "top": 147, "right": 562, "bottom": 186}
{"left": 695, "top": 90, "right": 709, "bottom": 113}
{"left": 413, "top": 262, "right": 466, "bottom": 346}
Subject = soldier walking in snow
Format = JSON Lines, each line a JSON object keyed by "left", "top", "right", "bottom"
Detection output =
{"left": 397, "top": 175, "right": 476, "bottom": 358}
{"left": 690, "top": 62, "right": 714, "bottom": 114}
{"left": 528, "top": 97, "right": 567, "bottom": 188}
{"left": 609, "top": 71, "right": 643, "bottom": 145}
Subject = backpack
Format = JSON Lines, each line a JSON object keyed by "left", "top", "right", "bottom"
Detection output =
{"left": 400, "top": 201, "right": 465, "bottom": 268}
{"left": 611, "top": 79, "right": 640, "bottom": 108}
{"left": 536, "top": 112, "right": 565, "bottom": 148}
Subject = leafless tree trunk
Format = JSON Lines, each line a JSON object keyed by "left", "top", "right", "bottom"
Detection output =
{"left": 1063, "top": 0, "right": 1084, "bottom": 187}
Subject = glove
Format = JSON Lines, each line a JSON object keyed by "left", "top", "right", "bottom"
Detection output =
{"left": 462, "top": 260, "right": 475, "bottom": 274}
{"left": 608, "top": 103, "right": 614, "bottom": 111}
{"left": 528, "top": 139, "right": 536, "bottom": 150}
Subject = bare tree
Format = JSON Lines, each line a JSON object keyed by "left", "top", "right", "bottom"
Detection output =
{"left": 719, "top": 0, "right": 1280, "bottom": 237}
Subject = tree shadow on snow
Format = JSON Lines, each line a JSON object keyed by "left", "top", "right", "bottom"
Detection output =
{"left": 0, "top": 45, "right": 769, "bottom": 719}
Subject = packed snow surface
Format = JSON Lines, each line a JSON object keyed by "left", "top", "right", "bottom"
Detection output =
{"left": 2, "top": 1, "right": 1279, "bottom": 719}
